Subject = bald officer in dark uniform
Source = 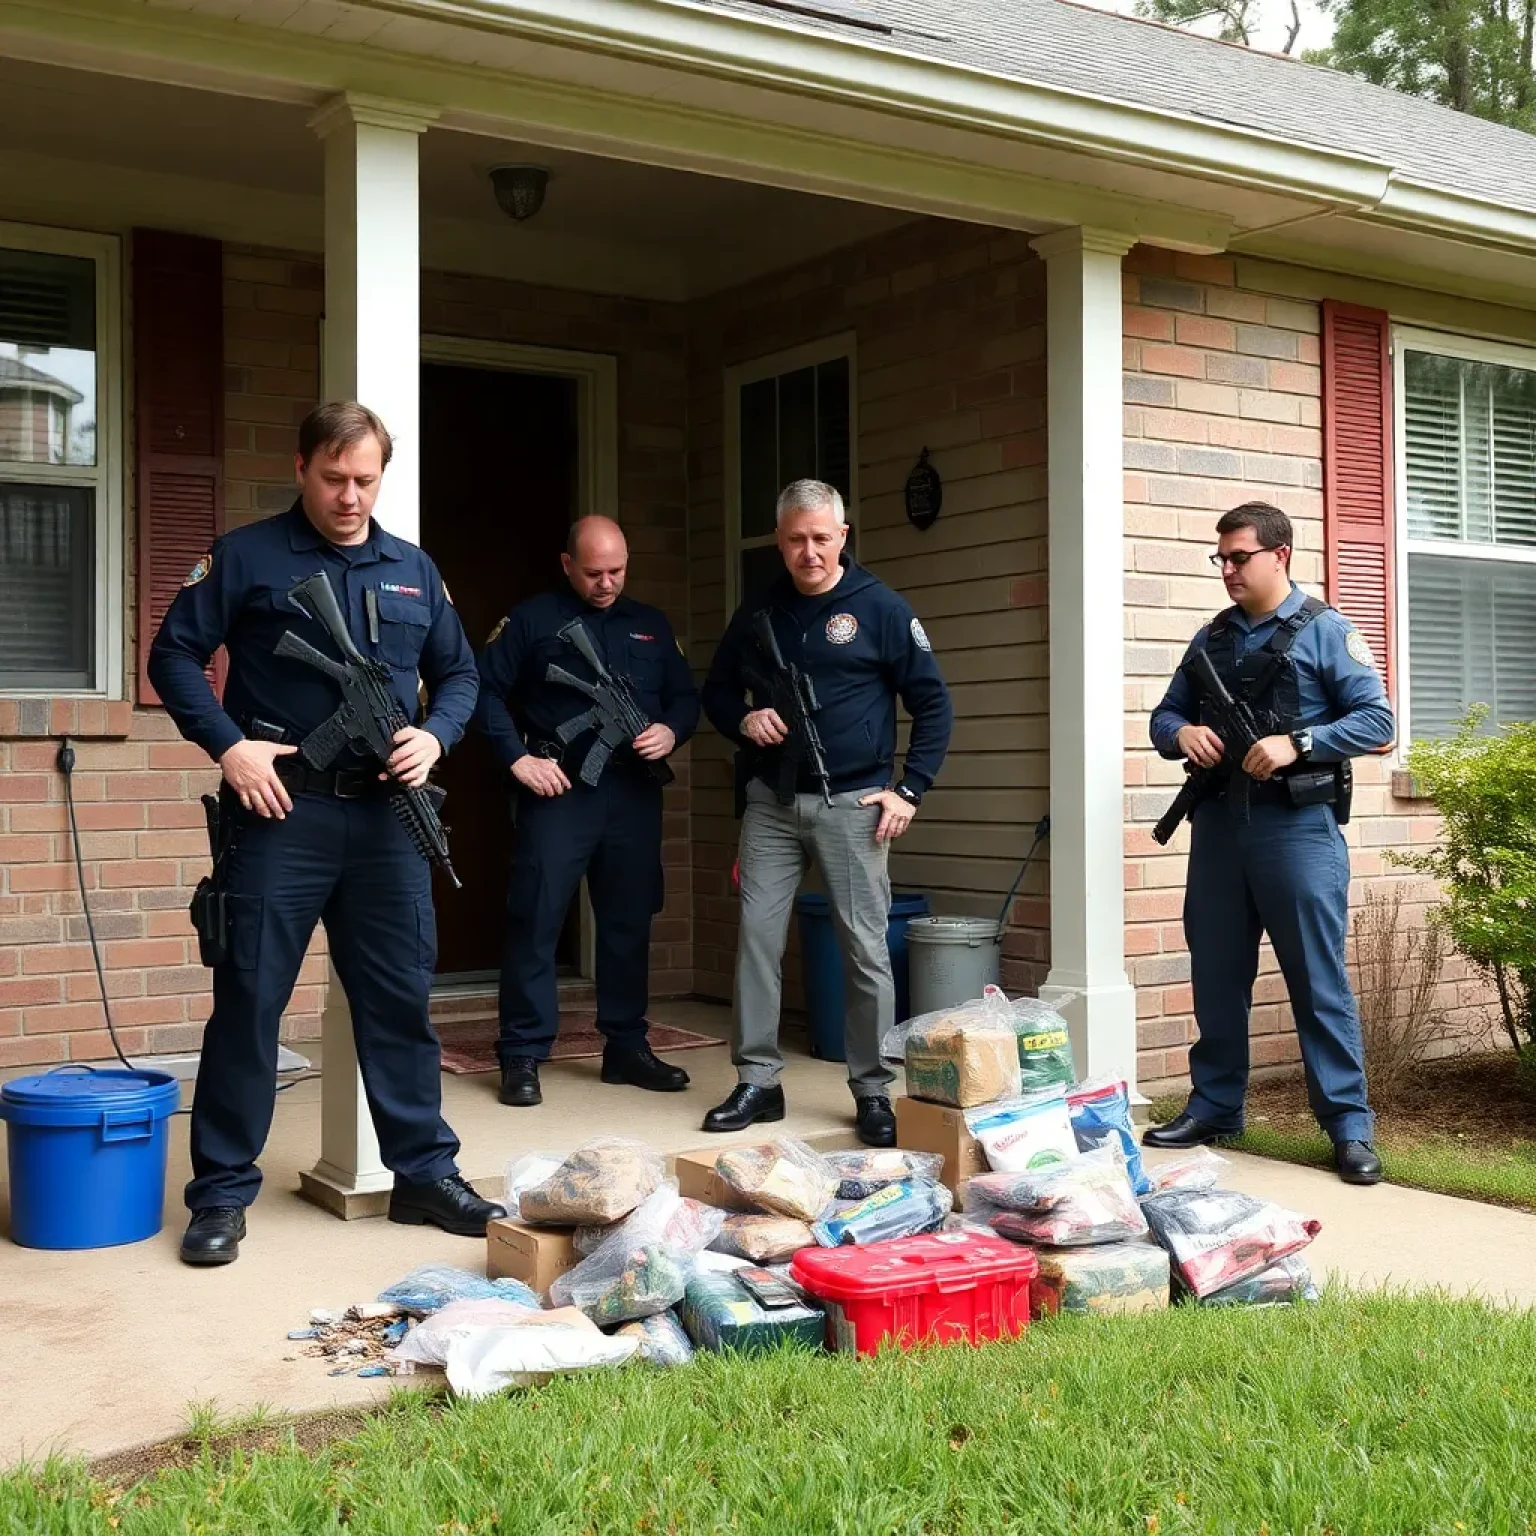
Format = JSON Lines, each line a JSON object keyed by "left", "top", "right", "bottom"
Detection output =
{"left": 476, "top": 516, "right": 700, "bottom": 1108}
{"left": 148, "top": 402, "right": 504, "bottom": 1265}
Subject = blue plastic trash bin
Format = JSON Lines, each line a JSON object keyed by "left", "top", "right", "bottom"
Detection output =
{"left": 796, "top": 890, "right": 931, "bottom": 1061}
{"left": 1, "top": 1066, "right": 180, "bottom": 1250}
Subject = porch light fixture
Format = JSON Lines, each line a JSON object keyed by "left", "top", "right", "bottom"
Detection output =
{"left": 490, "top": 165, "right": 550, "bottom": 222}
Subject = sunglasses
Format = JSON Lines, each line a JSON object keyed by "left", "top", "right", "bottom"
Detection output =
{"left": 1209, "top": 546, "right": 1285, "bottom": 570}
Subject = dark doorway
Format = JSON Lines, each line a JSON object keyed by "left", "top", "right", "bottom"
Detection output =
{"left": 420, "top": 360, "right": 581, "bottom": 981}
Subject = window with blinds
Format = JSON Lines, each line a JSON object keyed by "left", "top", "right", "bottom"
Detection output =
{"left": 727, "top": 338, "right": 855, "bottom": 609}
{"left": 1, "top": 242, "right": 102, "bottom": 690}
{"left": 1401, "top": 345, "right": 1536, "bottom": 738}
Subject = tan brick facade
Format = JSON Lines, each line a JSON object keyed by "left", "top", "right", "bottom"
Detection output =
{"left": 1120, "top": 246, "right": 1487, "bottom": 1095}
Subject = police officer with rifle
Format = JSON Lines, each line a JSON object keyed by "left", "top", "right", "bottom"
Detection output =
{"left": 476, "top": 516, "right": 700, "bottom": 1107}
{"left": 149, "top": 402, "right": 505, "bottom": 1266}
{"left": 701, "top": 479, "right": 953, "bottom": 1146}
{"left": 1144, "top": 501, "right": 1395, "bottom": 1186}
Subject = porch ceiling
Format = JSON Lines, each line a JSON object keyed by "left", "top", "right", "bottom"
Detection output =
{"left": 0, "top": 55, "right": 912, "bottom": 300}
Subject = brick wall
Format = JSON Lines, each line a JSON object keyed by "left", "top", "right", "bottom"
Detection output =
{"left": 1120, "top": 246, "right": 1488, "bottom": 1095}
{"left": 686, "top": 217, "right": 1051, "bottom": 1006}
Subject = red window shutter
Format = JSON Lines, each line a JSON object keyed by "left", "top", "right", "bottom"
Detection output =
{"left": 134, "top": 229, "right": 224, "bottom": 705}
{"left": 1321, "top": 299, "right": 1395, "bottom": 702}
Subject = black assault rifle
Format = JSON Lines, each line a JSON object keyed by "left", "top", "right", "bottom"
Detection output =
{"left": 545, "top": 617, "right": 674, "bottom": 788}
{"left": 741, "top": 609, "right": 833, "bottom": 807}
{"left": 272, "top": 571, "right": 461, "bottom": 888}
{"left": 1151, "top": 647, "right": 1271, "bottom": 846}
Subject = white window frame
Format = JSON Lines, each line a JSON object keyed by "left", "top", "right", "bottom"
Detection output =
{"left": 0, "top": 221, "right": 123, "bottom": 699}
{"left": 722, "top": 331, "right": 858, "bottom": 612}
{"left": 1391, "top": 323, "right": 1536, "bottom": 748}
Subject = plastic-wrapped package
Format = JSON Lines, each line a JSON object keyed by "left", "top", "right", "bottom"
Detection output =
{"left": 556, "top": 1244, "right": 692, "bottom": 1325}
{"left": 811, "top": 1180, "right": 954, "bottom": 1246}
{"left": 679, "top": 1270, "right": 825, "bottom": 1355}
{"left": 1031, "top": 1241, "right": 1170, "bottom": 1316}
{"left": 968, "top": 1149, "right": 1149, "bottom": 1246}
{"left": 572, "top": 1183, "right": 725, "bottom": 1258}
{"left": 823, "top": 1148, "right": 944, "bottom": 1200}
{"left": 615, "top": 1309, "right": 696, "bottom": 1366}
{"left": 517, "top": 1137, "right": 665, "bottom": 1226}
{"left": 902, "top": 1001, "right": 1022, "bottom": 1107}
{"left": 1011, "top": 998, "right": 1077, "bottom": 1093}
{"left": 1195, "top": 1253, "right": 1320, "bottom": 1308}
{"left": 715, "top": 1139, "right": 837, "bottom": 1222}
{"left": 377, "top": 1264, "right": 542, "bottom": 1316}
{"left": 389, "top": 1299, "right": 636, "bottom": 1396}
{"left": 1145, "top": 1146, "right": 1229, "bottom": 1194}
{"left": 501, "top": 1154, "right": 564, "bottom": 1222}
{"left": 1141, "top": 1187, "right": 1321, "bottom": 1299}
{"left": 1067, "top": 1078, "right": 1152, "bottom": 1195}
{"left": 711, "top": 1213, "right": 817, "bottom": 1263}
{"left": 972, "top": 1090, "right": 1079, "bottom": 1173}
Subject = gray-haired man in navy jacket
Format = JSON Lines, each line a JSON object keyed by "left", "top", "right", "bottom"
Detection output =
{"left": 701, "top": 479, "right": 953, "bottom": 1147}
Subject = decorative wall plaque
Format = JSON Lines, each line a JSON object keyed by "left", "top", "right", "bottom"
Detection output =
{"left": 904, "top": 447, "right": 942, "bottom": 531}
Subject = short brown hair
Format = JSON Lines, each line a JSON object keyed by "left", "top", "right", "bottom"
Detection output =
{"left": 297, "top": 402, "right": 394, "bottom": 468}
{"left": 1216, "top": 500, "right": 1292, "bottom": 561}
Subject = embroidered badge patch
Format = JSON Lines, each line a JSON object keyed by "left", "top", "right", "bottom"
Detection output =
{"left": 485, "top": 616, "right": 508, "bottom": 646}
{"left": 183, "top": 553, "right": 212, "bottom": 587}
{"left": 379, "top": 582, "right": 424, "bottom": 599}
{"left": 630, "top": 632, "right": 655, "bottom": 642}
{"left": 826, "top": 612, "right": 858, "bottom": 645}
{"left": 1345, "top": 629, "right": 1375, "bottom": 668}
{"left": 910, "top": 617, "right": 932, "bottom": 652}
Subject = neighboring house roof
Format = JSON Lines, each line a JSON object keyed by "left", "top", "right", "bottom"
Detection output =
{"left": 700, "top": 0, "right": 1536, "bottom": 217}
{"left": 0, "top": 354, "right": 84, "bottom": 404}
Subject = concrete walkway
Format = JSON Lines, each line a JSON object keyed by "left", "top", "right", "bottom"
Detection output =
{"left": 3, "top": 999, "right": 1534, "bottom": 1468}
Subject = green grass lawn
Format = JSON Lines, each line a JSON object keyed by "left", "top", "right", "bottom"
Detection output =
{"left": 7, "top": 1292, "right": 1535, "bottom": 1535}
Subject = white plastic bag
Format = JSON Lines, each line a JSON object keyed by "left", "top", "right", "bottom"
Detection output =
{"left": 972, "top": 1089, "right": 1079, "bottom": 1173}
{"left": 1144, "top": 1146, "right": 1230, "bottom": 1194}
{"left": 501, "top": 1154, "right": 564, "bottom": 1222}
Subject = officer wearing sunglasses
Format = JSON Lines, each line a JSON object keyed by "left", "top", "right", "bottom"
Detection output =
{"left": 1143, "top": 501, "right": 1395, "bottom": 1186}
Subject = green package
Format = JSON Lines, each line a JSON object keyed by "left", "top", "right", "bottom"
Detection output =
{"left": 679, "top": 1271, "right": 825, "bottom": 1355}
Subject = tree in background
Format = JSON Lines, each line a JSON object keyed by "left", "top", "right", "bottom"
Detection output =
{"left": 1319, "top": 0, "right": 1536, "bottom": 130}
{"left": 1133, "top": 0, "right": 1304, "bottom": 51}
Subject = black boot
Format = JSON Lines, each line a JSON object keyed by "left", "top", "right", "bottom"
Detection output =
{"left": 499, "top": 1058, "right": 542, "bottom": 1107}
{"left": 389, "top": 1173, "right": 507, "bottom": 1236}
{"left": 1334, "top": 1139, "right": 1383, "bottom": 1186}
{"left": 854, "top": 1095, "right": 897, "bottom": 1148}
{"left": 180, "top": 1206, "right": 246, "bottom": 1266}
{"left": 601, "top": 1041, "right": 690, "bottom": 1093}
{"left": 1141, "top": 1111, "right": 1237, "bottom": 1149}
{"left": 702, "top": 1084, "right": 786, "bottom": 1133}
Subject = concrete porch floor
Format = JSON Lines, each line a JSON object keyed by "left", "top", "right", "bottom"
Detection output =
{"left": 4, "top": 997, "right": 1536, "bottom": 1468}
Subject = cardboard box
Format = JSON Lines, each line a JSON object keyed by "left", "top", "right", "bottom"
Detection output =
{"left": 671, "top": 1144, "right": 761, "bottom": 1212}
{"left": 486, "top": 1219, "right": 580, "bottom": 1293}
{"left": 894, "top": 1095, "right": 988, "bottom": 1209}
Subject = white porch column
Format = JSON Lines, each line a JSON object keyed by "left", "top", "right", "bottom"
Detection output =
{"left": 1030, "top": 226, "right": 1141, "bottom": 1096}
{"left": 298, "top": 93, "right": 435, "bottom": 1219}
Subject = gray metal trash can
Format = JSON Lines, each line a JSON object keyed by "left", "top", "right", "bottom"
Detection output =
{"left": 906, "top": 916, "right": 1003, "bottom": 1016}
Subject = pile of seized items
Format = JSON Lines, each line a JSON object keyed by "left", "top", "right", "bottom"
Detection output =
{"left": 299, "top": 987, "right": 1322, "bottom": 1398}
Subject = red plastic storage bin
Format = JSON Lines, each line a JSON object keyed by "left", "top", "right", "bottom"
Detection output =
{"left": 790, "top": 1230, "right": 1038, "bottom": 1355}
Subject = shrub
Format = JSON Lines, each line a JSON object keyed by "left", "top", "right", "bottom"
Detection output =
{"left": 1349, "top": 883, "right": 1448, "bottom": 1101}
{"left": 1398, "top": 709, "right": 1536, "bottom": 1075}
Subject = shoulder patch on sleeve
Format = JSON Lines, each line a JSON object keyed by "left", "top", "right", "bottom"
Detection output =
{"left": 909, "top": 616, "right": 932, "bottom": 652}
{"left": 485, "top": 616, "right": 508, "bottom": 646}
{"left": 183, "top": 553, "right": 212, "bottom": 587}
{"left": 1345, "top": 629, "right": 1375, "bottom": 668}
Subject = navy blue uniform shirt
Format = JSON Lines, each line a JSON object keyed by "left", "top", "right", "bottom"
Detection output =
{"left": 703, "top": 556, "right": 954, "bottom": 796}
{"left": 475, "top": 588, "right": 700, "bottom": 769}
{"left": 1150, "top": 583, "right": 1395, "bottom": 762}
{"left": 147, "top": 502, "right": 479, "bottom": 762}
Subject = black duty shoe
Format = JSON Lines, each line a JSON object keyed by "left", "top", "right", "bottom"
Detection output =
{"left": 389, "top": 1174, "right": 507, "bottom": 1237}
{"left": 180, "top": 1206, "right": 246, "bottom": 1267}
{"left": 499, "top": 1058, "right": 542, "bottom": 1107}
{"left": 702, "top": 1084, "right": 786, "bottom": 1133}
{"left": 1334, "top": 1139, "right": 1383, "bottom": 1186}
{"left": 1141, "top": 1111, "right": 1237, "bottom": 1149}
{"left": 601, "top": 1042, "right": 691, "bottom": 1093}
{"left": 854, "top": 1096, "right": 897, "bottom": 1148}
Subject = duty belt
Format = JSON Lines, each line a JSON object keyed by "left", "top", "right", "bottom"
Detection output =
{"left": 274, "top": 759, "right": 382, "bottom": 800}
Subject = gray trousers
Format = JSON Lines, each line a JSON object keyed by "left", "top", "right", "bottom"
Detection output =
{"left": 733, "top": 779, "right": 896, "bottom": 1097}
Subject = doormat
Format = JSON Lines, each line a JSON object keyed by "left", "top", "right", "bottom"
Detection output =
{"left": 436, "top": 1010, "right": 727, "bottom": 1075}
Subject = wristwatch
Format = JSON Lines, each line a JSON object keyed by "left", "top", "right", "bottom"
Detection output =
{"left": 1289, "top": 728, "right": 1314, "bottom": 761}
{"left": 894, "top": 783, "right": 923, "bottom": 807}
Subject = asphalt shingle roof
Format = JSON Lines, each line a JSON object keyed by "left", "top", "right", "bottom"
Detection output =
{"left": 702, "top": 0, "right": 1536, "bottom": 215}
